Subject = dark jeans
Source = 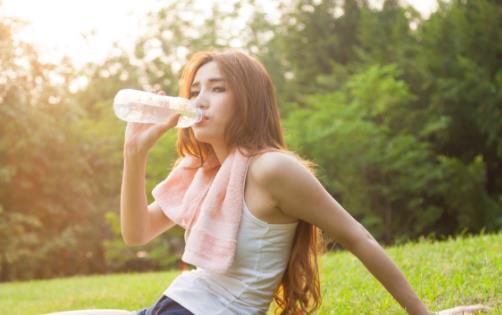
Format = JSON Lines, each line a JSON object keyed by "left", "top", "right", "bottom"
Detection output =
{"left": 134, "top": 295, "right": 194, "bottom": 315}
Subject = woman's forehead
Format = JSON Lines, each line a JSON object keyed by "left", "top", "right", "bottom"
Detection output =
{"left": 192, "top": 61, "right": 224, "bottom": 87}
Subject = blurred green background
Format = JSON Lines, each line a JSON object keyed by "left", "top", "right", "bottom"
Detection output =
{"left": 1, "top": 0, "right": 501, "bottom": 282}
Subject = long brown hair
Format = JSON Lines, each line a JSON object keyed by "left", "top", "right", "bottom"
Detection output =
{"left": 176, "top": 49, "right": 325, "bottom": 314}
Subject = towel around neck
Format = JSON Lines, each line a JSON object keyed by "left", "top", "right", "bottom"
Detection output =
{"left": 152, "top": 147, "right": 251, "bottom": 273}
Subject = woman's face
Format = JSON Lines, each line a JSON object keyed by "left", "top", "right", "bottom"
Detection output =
{"left": 189, "top": 61, "right": 235, "bottom": 146}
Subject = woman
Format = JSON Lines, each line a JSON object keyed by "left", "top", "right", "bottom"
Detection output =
{"left": 47, "top": 50, "right": 490, "bottom": 315}
{"left": 122, "top": 49, "right": 428, "bottom": 315}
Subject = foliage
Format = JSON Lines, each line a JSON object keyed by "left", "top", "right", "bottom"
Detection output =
{"left": 284, "top": 64, "right": 500, "bottom": 242}
{"left": 1, "top": 0, "right": 501, "bottom": 281}
{"left": 0, "top": 17, "right": 108, "bottom": 281}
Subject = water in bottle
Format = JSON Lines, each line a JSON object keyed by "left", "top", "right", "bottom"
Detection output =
{"left": 113, "top": 89, "right": 203, "bottom": 128}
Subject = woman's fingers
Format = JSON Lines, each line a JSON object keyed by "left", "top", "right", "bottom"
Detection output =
{"left": 157, "top": 112, "right": 181, "bottom": 133}
{"left": 436, "top": 304, "right": 492, "bottom": 315}
{"left": 123, "top": 89, "right": 176, "bottom": 152}
{"left": 146, "top": 112, "right": 181, "bottom": 143}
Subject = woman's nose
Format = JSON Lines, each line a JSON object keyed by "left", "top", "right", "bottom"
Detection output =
{"left": 193, "top": 93, "right": 209, "bottom": 110}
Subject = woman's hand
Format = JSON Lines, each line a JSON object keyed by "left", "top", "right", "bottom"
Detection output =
{"left": 123, "top": 90, "right": 181, "bottom": 158}
{"left": 434, "top": 304, "right": 492, "bottom": 315}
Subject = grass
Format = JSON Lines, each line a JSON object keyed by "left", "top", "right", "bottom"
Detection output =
{"left": 1, "top": 233, "right": 500, "bottom": 315}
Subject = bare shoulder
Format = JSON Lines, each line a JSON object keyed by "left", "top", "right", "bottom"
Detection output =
{"left": 249, "top": 150, "right": 371, "bottom": 250}
{"left": 249, "top": 150, "right": 308, "bottom": 185}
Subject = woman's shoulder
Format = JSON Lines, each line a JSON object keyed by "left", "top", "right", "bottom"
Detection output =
{"left": 247, "top": 149, "right": 321, "bottom": 222}
{"left": 249, "top": 150, "right": 312, "bottom": 186}
{"left": 252, "top": 150, "right": 298, "bottom": 167}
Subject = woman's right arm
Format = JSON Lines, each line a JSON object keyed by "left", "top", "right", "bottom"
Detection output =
{"left": 120, "top": 150, "right": 175, "bottom": 246}
{"left": 120, "top": 91, "right": 181, "bottom": 246}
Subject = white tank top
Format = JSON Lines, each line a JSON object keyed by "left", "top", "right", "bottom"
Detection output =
{"left": 164, "top": 198, "right": 299, "bottom": 315}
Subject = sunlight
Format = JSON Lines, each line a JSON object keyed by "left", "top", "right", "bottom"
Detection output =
{"left": 1, "top": 0, "right": 439, "bottom": 70}
{"left": 1, "top": 0, "right": 158, "bottom": 67}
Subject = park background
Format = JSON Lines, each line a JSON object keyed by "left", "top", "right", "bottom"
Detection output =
{"left": 0, "top": 0, "right": 501, "bottom": 309}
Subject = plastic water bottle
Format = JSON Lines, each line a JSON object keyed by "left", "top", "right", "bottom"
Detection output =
{"left": 113, "top": 89, "right": 203, "bottom": 128}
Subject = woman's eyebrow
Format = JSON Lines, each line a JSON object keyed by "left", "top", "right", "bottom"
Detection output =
{"left": 191, "top": 78, "right": 226, "bottom": 88}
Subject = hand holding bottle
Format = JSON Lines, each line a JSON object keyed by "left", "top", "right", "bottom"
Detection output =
{"left": 123, "top": 91, "right": 181, "bottom": 158}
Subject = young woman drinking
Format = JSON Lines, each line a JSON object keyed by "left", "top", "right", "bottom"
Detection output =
{"left": 47, "top": 50, "right": 491, "bottom": 315}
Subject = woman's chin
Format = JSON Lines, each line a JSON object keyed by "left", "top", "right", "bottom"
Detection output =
{"left": 191, "top": 130, "right": 213, "bottom": 144}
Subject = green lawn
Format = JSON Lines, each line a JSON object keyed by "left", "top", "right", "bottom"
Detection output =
{"left": 1, "top": 233, "right": 500, "bottom": 315}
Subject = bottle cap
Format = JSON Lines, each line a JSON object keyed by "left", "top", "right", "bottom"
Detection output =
{"left": 195, "top": 108, "right": 204, "bottom": 122}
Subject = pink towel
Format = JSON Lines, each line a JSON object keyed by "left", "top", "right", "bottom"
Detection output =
{"left": 151, "top": 147, "right": 251, "bottom": 273}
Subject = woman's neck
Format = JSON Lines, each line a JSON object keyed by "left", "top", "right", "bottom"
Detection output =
{"left": 211, "top": 143, "right": 232, "bottom": 164}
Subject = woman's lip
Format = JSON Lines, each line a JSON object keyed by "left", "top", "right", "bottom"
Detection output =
{"left": 196, "top": 116, "right": 209, "bottom": 125}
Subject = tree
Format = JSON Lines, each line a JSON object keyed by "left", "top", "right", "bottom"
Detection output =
{"left": 285, "top": 64, "right": 500, "bottom": 243}
{"left": 0, "top": 17, "right": 111, "bottom": 280}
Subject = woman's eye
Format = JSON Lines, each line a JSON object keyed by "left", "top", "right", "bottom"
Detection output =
{"left": 189, "top": 87, "right": 224, "bottom": 98}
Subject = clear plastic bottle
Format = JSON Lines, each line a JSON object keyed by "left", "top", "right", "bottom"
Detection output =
{"left": 113, "top": 89, "right": 203, "bottom": 128}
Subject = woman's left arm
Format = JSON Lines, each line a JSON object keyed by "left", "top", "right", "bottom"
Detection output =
{"left": 256, "top": 153, "right": 430, "bottom": 315}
